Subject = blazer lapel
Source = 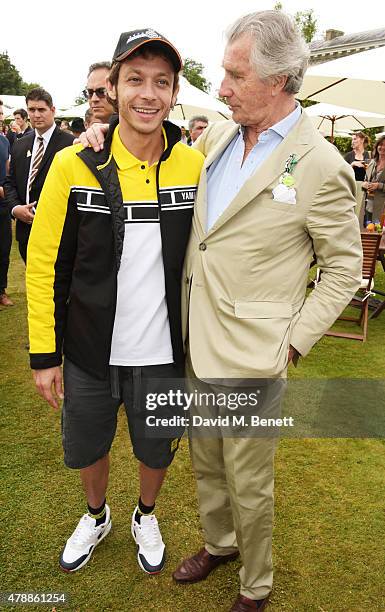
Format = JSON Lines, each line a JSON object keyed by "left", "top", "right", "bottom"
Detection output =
{"left": 194, "top": 124, "right": 239, "bottom": 237}
{"left": 206, "top": 112, "right": 316, "bottom": 236}
{"left": 20, "top": 133, "right": 35, "bottom": 201}
{"left": 377, "top": 165, "right": 385, "bottom": 183}
{"left": 367, "top": 161, "right": 376, "bottom": 181}
{"left": 22, "top": 133, "right": 34, "bottom": 172}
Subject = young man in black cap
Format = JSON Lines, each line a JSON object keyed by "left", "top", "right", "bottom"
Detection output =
{"left": 26, "top": 29, "right": 204, "bottom": 574}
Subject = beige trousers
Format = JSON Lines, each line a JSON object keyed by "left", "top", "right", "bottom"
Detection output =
{"left": 187, "top": 362, "right": 283, "bottom": 600}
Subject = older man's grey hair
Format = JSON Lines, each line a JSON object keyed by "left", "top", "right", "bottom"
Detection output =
{"left": 188, "top": 115, "right": 209, "bottom": 131}
{"left": 226, "top": 10, "right": 310, "bottom": 95}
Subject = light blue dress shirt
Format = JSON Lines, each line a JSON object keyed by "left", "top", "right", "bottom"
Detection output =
{"left": 206, "top": 104, "right": 302, "bottom": 231}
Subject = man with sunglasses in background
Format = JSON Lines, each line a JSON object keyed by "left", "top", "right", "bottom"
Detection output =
{"left": 85, "top": 62, "right": 115, "bottom": 124}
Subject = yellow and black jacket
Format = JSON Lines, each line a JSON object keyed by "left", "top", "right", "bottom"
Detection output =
{"left": 26, "top": 118, "right": 204, "bottom": 379}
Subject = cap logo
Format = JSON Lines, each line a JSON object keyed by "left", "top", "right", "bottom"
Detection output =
{"left": 145, "top": 28, "right": 161, "bottom": 38}
{"left": 126, "top": 29, "right": 160, "bottom": 45}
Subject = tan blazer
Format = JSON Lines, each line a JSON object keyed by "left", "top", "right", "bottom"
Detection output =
{"left": 182, "top": 112, "right": 363, "bottom": 379}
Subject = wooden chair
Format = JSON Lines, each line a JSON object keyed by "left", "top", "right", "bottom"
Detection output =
{"left": 324, "top": 232, "right": 382, "bottom": 342}
{"left": 369, "top": 289, "right": 385, "bottom": 319}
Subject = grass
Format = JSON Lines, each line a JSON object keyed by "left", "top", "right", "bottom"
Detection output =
{"left": 1, "top": 236, "right": 385, "bottom": 611}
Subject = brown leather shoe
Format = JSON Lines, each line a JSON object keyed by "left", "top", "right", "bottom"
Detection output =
{"left": 173, "top": 547, "right": 239, "bottom": 583}
{"left": 230, "top": 594, "right": 269, "bottom": 611}
{"left": 0, "top": 293, "right": 14, "bottom": 306}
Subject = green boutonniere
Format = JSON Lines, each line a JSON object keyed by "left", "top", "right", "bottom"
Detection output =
{"left": 272, "top": 154, "right": 298, "bottom": 204}
{"left": 279, "top": 154, "right": 298, "bottom": 188}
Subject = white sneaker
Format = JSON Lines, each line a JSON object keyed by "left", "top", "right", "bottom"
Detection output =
{"left": 131, "top": 507, "right": 166, "bottom": 574}
{"left": 59, "top": 505, "right": 112, "bottom": 572}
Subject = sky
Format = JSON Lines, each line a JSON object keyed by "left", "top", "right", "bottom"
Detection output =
{"left": 1, "top": 0, "right": 384, "bottom": 108}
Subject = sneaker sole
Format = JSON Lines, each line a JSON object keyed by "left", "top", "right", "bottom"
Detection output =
{"left": 131, "top": 524, "right": 165, "bottom": 575}
{"left": 60, "top": 520, "right": 112, "bottom": 573}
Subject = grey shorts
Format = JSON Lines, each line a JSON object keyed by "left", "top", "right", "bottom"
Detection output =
{"left": 62, "top": 359, "right": 185, "bottom": 470}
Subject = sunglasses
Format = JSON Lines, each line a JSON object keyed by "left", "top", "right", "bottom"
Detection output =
{"left": 83, "top": 87, "right": 107, "bottom": 99}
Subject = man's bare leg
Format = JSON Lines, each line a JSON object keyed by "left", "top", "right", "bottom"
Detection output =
{"left": 80, "top": 454, "right": 109, "bottom": 508}
{"left": 139, "top": 462, "right": 167, "bottom": 506}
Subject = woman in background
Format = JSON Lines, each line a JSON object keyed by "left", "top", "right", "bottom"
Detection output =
{"left": 344, "top": 131, "right": 370, "bottom": 227}
{"left": 362, "top": 135, "right": 385, "bottom": 226}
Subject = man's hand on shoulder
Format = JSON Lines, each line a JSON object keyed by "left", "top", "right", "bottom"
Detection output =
{"left": 33, "top": 366, "right": 64, "bottom": 410}
{"left": 75, "top": 123, "right": 109, "bottom": 151}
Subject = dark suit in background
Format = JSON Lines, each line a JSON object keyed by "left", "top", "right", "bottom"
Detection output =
{"left": 0, "top": 133, "right": 11, "bottom": 298}
{"left": 7, "top": 126, "right": 34, "bottom": 150}
{"left": 4, "top": 127, "right": 74, "bottom": 262}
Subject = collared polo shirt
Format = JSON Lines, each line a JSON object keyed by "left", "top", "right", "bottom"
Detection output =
{"left": 109, "top": 126, "right": 174, "bottom": 366}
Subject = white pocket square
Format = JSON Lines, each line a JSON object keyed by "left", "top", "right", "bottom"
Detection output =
{"left": 26, "top": 150, "right": 32, "bottom": 157}
{"left": 272, "top": 184, "right": 296, "bottom": 205}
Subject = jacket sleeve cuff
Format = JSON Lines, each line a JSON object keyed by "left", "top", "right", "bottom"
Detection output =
{"left": 30, "top": 352, "right": 62, "bottom": 370}
{"left": 288, "top": 331, "right": 315, "bottom": 358}
{"left": 11, "top": 205, "right": 19, "bottom": 219}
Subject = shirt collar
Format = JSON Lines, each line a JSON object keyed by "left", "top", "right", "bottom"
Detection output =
{"left": 111, "top": 125, "right": 168, "bottom": 170}
{"left": 239, "top": 102, "right": 302, "bottom": 141}
{"left": 34, "top": 122, "right": 56, "bottom": 144}
{"left": 270, "top": 102, "right": 302, "bottom": 138}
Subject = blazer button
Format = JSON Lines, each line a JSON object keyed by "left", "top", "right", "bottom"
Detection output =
{"left": 199, "top": 243, "right": 207, "bottom": 251}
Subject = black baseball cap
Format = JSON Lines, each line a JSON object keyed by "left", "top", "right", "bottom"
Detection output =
{"left": 112, "top": 28, "right": 182, "bottom": 72}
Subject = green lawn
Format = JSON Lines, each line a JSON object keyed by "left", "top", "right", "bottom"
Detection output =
{"left": 1, "top": 238, "right": 385, "bottom": 612}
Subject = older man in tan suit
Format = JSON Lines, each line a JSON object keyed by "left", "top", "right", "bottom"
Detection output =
{"left": 172, "top": 10, "right": 362, "bottom": 612}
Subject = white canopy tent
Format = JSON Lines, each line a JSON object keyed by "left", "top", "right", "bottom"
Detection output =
{"left": 0, "top": 95, "right": 26, "bottom": 119}
{"left": 57, "top": 102, "right": 89, "bottom": 119}
{"left": 57, "top": 77, "right": 230, "bottom": 122}
{"left": 305, "top": 102, "right": 385, "bottom": 141}
{"left": 171, "top": 76, "right": 230, "bottom": 121}
{"left": 298, "top": 46, "right": 385, "bottom": 114}
{"left": 1, "top": 94, "right": 73, "bottom": 120}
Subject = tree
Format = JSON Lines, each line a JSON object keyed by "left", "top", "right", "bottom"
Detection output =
{"left": 183, "top": 58, "right": 211, "bottom": 93}
{"left": 273, "top": 4, "right": 318, "bottom": 42}
{"left": 0, "top": 51, "right": 42, "bottom": 96}
{"left": 295, "top": 9, "right": 317, "bottom": 43}
{"left": 300, "top": 99, "right": 317, "bottom": 109}
{"left": 21, "top": 82, "right": 42, "bottom": 95}
{"left": 333, "top": 136, "right": 351, "bottom": 154}
{"left": 75, "top": 92, "right": 87, "bottom": 105}
{"left": 0, "top": 52, "right": 24, "bottom": 94}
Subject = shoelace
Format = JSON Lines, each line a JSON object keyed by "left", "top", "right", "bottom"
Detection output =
{"left": 137, "top": 517, "right": 162, "bottom": 550}
{"left": 70, "top": 515, "right": 100, "bottom": 547}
